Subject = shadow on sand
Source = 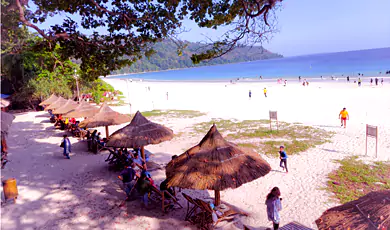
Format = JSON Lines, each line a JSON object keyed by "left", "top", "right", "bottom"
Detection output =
{"left": 2, "top": 114, "right": 268, "bottom": 230}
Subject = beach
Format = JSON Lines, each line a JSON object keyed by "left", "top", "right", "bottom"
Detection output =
{"left": 2, "top": 79, "right": 390, "bottom": 229}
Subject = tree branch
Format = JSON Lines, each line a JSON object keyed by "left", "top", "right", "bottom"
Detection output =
{"left": 15, "top": 0, "right": 53, "bottom": 41}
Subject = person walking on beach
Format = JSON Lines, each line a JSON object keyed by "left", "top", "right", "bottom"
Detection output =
{"left": 279, "top": 146, "right": 288, "bottom": 173}
{"left": 263, "top": 88, "right": 267, "bottom": 97}
{"left": 381, "top": 78, "right": 384, "bottom": 85}
{"left": 339, "top": 107, "right": 349, "bottom": 128}
{"left": 298, "top": 76, "right": 301, "bottom": 82}
{"left": 166, "top": 92, "right": 168, "bottom": 100}
{"left": 61, "top": 135, "right": 71, "bottom": 159}
{"left": 358, "top": 78, "right": 362, "bottom": 87}
{"left": 347, "top": 76, "right": 350, "bottom": 82}
{"left": 266, "top": 187, "right": 283, "bottom": 230}
{"left": 249, "top": 90, "right": 252, "bottom": 99}
{"left": 375, "top": 77, "right": 379, "bottom": 86}
{"left": 370, "top": 78, "right": 373, "bottom": 86}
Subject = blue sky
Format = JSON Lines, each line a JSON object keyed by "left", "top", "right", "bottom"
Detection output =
{"left": 31, "top": 0, "right": 390, "bottom": 57}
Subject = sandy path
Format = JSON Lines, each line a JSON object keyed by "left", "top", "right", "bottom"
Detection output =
{"left": 2, "top": 80, "right": 390, "bottom": 229}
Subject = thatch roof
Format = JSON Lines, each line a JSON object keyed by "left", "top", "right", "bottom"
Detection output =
{"left": 1, "top": 111, "right": 15, "bottom": 135}
{"left": 63, "top": 101, "right": 98, "bottom": 118}
{"left": 316, "top": 190, "right": 390, "bottom": 230}
{"left": 165, "top": 124, "right": 271, "bottom": 191}
{"left": 52, "top": 99, "right": 78, "bottom": 114}
{"left": 106, "top": 111, "right": 173, "bottom": 148}
{"left": 79, "top": 103, "right": 131, "bottom": 128}
{"left": 0, "top": 98, "right": 10, "bottom": 108}
{"left": 39, "top": 94, "right": 58, "bottom": 106}
{"left": 44, "top": 97, "right": 67, "bottom": 111}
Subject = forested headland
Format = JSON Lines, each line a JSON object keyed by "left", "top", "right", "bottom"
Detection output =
{"left": 112, "top": 41, "right": 282, "bottom": 74}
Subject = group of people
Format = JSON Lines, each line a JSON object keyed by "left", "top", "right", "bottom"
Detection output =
{"left": 370, "top": 77, "right": 384, "bottom": 86}
{"left": 86, "top": 130, "right": 108, "bottom": 153}
{"left": 119, "top": 155, "right": 177, "bottom": 209}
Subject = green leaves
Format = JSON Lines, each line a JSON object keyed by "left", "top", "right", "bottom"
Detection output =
{"left": 6, "top": 0, "right": 280, "bottom": 80}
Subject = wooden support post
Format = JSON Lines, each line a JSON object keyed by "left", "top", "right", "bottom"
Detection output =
{"left": 215, "top": 190, "right": 220, "bottom": 206}
{"left": 105, "top": 126, "right": 109, "bottom": 139}
{"left": 376, "top": 128, "right": 378, "bottom": 158}
{"left": 365, "top": 124, "right": 368, "bottom": 156}
{"left": 162, "top": 190, "right": 165, "bottom": 212}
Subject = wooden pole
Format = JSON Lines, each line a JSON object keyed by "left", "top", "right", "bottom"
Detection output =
{"left": 365, "top": 124, "right": 368, "bottom": 156}
{"left": 215, "top": 190, "right": 220, "bottom": 206}
{"left": 141, "top": 146, "right": 147, "bottom": 170}
{"left": 376, "top": 128, "right": 378, "bottom": 158}
{"left": 105, "top": 126, "right": 109, "bottom": 139}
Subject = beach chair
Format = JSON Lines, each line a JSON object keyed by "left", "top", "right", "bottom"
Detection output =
{"left": 182, "top": 193, "right": 203, "bottom": 221}
{"left": 149, "top": 184, "right": 183, "bottom": 212}
{"left": 182, "top": 195, "right": 248, "bottom": 229}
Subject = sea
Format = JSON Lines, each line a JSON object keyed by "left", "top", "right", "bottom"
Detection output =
{"left": 112, "top": 47, "right": 390, "bottom": 81}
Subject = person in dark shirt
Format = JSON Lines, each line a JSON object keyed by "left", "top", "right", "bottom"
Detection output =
{"left": 279, "top": 146, "right": 288, "bottom": 173}
{"left": 160, "top": 179, "right": 175, "bottom": 198}
{"left": 120, "top": 163, "right": 136, "bottom": 199}
{"left": 136, "top": 170, "right": 153, "bottom": 207}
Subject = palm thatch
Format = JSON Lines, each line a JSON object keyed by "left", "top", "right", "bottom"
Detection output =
{"left": 106, "top": 110, "right": 174, "bottom": 148}
{"left": 79, "top": 103, "right": 131, "bottom": 129}
{"left": 165, "top": 124, "right": 271, "bottom": 204}
{"left": 52, "top": 100, "right": 78, "bottom": 114}
{"left": 39, "top": 94, "right": 58, "bottom": 106}
{"left": 316, "top": 190, "right": 390, "bottom": 230}
{"left": 44, "top": 97, "right": 67, "bottom": 111}
{"left": 63, "top": 101, "right": 98, "bottom": 118}
{"left": 1, "top": 111, "right": 15, "bottom": 135}
{"left": 0, "top": 98, "right": 10, "bottom": 108}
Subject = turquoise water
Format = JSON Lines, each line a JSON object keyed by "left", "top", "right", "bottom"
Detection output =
{"left": 114, "top": 47, "right": 390, "bottom": 81}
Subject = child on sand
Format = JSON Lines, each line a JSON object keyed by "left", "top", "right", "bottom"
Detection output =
{"left": 266, "top": 187, "right": 282, "bottom": 230}
{"left": 339, "top": 107, "right": 349, "bottom": 128}
{"left": 263, "top": 88, "right": 267, "bottom": 97}
{"left": 249, "top": 90, "right": 252, "bottom": 99}
{"left": 279, "top": 146, "right": 288, "bottom": 173}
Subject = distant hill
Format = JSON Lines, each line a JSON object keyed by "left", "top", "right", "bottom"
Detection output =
{"left": 112, "top": 41, "right": 283, "bottom": 74}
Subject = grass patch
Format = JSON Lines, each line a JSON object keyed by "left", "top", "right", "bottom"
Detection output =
{"left": 326, "top": 156, "right": 390, "bottom": 203}
{"left": 192, "top": 119, "right": 332, "bottom": 157}
{"left": 142, "top": 110, "right": 206, "bottom": 118}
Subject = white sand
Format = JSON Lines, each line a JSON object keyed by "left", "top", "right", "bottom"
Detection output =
{"left": 2, "top": 79, "right": 390, "bottom": 230}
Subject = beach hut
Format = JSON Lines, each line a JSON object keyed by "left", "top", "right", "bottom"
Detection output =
{"left": 63, "top": 101, "right": 98, "bottom": 119}
{"left": 316, "top": 190, "right": 390, "bottom": 230}
{"left": 44, "top": 97, "right": 67, "bottom": 111}
{"left": 39, "top": 94, "right": 58, "bottom": 106}
{"left": 1, "top": 111, "right": 15, "bottom": 136}
{"left": 106, "top": 111, "right": 174, "bottom": 166}
{"left": 79, "top": 103, "right": 131, "bottom": 138}
{"left": 165, "top": 124, "right": 271, "bottom": 205}
{"left": 52, "top": 99, "right": 78, "bottom": 115}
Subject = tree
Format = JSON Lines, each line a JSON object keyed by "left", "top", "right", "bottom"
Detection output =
{"left": 4, "top": 0, "right": 281, "bottom": 80}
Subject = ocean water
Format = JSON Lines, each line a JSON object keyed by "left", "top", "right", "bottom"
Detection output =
{"left": 113, "top": 47, "right": 390, "bottom": 81}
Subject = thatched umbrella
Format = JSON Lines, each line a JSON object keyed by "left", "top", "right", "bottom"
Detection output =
{"left": 44, "top": 97, "right": 67, "bottom": 111}
{"left": 106, "top": 111, "right": 174, "bottom": 164}
{"left": 165, "top": 124, "right": 271, "bottom": 205}
{"left": 1, "top": 111, "right": 15, "bottom": 135}
{"left": 39, "top": 94, "right": 58, "bottom": 106}
{"left": 79, "top": 103, "right": 131, "bottom": 138}
{"left": 63, "top": 101, "right": 98, "bottom": 119}
{"left": 52, "top": 99, "right": 78, "bottom": 115}
{"left": 316, "top": 190, "right": 390, "bottom": 230}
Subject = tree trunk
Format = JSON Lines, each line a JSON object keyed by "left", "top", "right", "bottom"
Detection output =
{"left": 215, "top": 190, "right": 220, "bottom": 206}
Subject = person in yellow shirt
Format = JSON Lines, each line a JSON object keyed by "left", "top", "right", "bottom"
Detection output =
{"left": 339, "top": 108, "right": 349, "bottom": 128}
{"left": 263, "top": 87, "right": 267, "bottom": 98}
